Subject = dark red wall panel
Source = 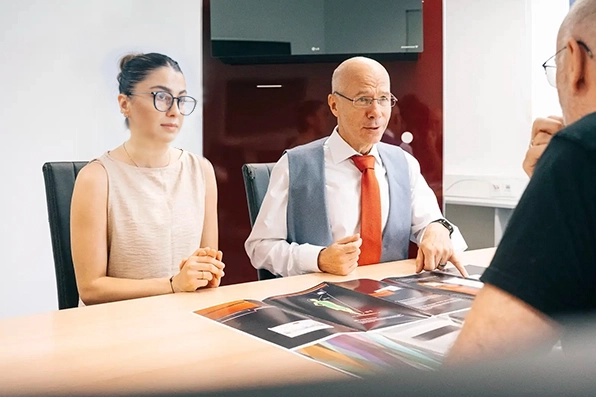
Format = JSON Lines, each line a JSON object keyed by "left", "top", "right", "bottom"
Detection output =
{"left": 202, "top": 0, "right": 444, "bottom": 285}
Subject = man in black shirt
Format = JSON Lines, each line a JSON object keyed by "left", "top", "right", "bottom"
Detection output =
{"left": 447, "top": 0, "right": 596, "bottom": 363}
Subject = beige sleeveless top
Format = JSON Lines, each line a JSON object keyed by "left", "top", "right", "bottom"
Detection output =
{"left": 96, "top": 150, "right": 205, "bottom": 279}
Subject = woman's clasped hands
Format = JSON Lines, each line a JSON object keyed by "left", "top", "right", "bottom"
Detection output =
{"left": 171, "top": 247, "right": 225, "bottom": 292}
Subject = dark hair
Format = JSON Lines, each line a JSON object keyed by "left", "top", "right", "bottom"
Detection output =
{"left": 117, "top": 52, "right": 182, "bottom": 95}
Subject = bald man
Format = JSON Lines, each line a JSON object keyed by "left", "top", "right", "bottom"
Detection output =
{"left": 245, "top": 56, "right": 467, "bottom": 277}
{"left": 446, "top": 0, "right": 596, "bottom": 364}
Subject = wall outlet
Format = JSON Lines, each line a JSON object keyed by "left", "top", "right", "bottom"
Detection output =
{"left": 501, "top": 182, "right": 514, "bottom": 197}
{"left": 490, "top": 181, "right": 515, "bottom": 198}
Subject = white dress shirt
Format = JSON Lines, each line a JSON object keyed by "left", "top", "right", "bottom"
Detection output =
{"left": 245, "top": 128, "right": 467, "bottom": 277}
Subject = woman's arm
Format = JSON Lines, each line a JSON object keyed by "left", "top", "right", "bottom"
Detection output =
{"left": 199, "top": 157, "right": 218, "bottom": 250}
{"left": 70, "top": 162, "right": 175, "bottom": 305}
{"left": 197, "top": 157, "right": 225, "bottom": 287}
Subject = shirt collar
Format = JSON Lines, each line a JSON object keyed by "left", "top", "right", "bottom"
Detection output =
{"left": 327, "top": 127, "right": 382, "bottom": 166}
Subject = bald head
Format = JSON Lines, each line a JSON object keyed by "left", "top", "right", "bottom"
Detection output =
{"left": 331, "top": 57, "right": 390, "bottom": 93}
{"left": 558, "top": 0, "right": 596, "bottom": 46}
{"left": 555, "top": 0, "right": 596, "bottom": 125}
{"left": 327, "top": 56, "right": 393, "bottom": 154}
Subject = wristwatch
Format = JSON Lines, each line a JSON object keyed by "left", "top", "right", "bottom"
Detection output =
{"left": 431, "top": 218, "right": 454, "bottom": 238}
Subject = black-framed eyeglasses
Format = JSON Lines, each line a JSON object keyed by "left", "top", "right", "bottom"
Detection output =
{"left": 333, "top": 91, "right": 397, "bottom": 108}
{"left": 128, "top": 91, "right": 197, "bottom": 116}
{"left": 542, "top": 40, "right": 593, "bottom": 88}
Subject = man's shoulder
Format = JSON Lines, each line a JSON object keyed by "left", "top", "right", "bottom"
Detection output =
{"left": 284, "top": 138, "right": 325, "bottom": 177}
{"left": 285, "top": 137, "right": 327, "bottom": 156}
{"left": 377, "top": 141, "right": 408, "bottom": 160}
{"left": 377, "top": 141, "right": 405, "bottom": 152}
{"left": 377, "top": 141, "right": 409, "bottom": 170}
{"left": 556, "top": 112, "right": 596, "bottom": 152}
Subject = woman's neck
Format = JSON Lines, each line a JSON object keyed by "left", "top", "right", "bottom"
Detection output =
{"left": 123, "top": 138, "right": 171, "bottom": 168}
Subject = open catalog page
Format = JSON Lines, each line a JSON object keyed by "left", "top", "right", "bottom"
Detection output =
{"left": 194, "top": 265, "right": 486, "bottom": 377}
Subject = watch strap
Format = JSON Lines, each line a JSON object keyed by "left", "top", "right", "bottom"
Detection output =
{"left": 431, "top": 218, "right": 454, "bottom": 238}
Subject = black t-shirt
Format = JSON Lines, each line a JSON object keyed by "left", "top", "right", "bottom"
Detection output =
{"left": 481, "top": 112, "right": 596, "bottom": 322}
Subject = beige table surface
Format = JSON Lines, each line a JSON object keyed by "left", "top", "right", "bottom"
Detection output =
{"left": 0, "top": 248, "right": 495, "bottom": 396}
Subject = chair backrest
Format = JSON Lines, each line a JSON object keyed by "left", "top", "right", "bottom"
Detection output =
{"left": 42, "top": 161, "right": 88, "bottom": 309}
{"left": 241, "top": 163, "right": 279, "bottom": 281}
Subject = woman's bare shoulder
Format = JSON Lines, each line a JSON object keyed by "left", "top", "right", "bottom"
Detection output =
{"left": 74, "top": 161, "right": 108, "bottom": 193}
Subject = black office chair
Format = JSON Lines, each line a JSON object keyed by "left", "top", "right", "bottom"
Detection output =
{"left": 241, "top": 163, "right": 279, "bottom": 281}
{"left": 42, "top": 161, "right": 88, "bottom": 309}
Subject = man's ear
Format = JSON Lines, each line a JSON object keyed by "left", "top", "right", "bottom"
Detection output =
{"left": 328, "top": 93, "right": 339, "bottom": 117}
{"left": 567, "top": 39, "right": 588, "bottom": 93}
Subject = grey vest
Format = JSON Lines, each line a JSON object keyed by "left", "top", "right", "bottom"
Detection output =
{"left": 286, "top": 137, "right": 412, "bottom": 262}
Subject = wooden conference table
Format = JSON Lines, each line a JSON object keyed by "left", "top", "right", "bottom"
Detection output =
{"left": 0, "top": 248, "right": 495, "bottom": 396}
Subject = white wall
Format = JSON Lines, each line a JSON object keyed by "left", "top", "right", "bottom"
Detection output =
{"left": 530, "top": 0, "right": 568, "bottom": 120}
{"left": 444, "top": 0, "right": 532, "bottom": 180}
{"left": 444, "top": 0, "right": 568, "bottom": 198}
{"left": 443, "top": 0, "right": 569, "bottom": 248}
{"left": 0, "top": 0, "right": 202, "bottom": 319}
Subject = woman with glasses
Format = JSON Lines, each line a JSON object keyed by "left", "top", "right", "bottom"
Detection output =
{"left": 70, "top": 53, "right": 224, "bottom": 305}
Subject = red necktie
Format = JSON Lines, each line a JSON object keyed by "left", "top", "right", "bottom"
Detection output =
{"left": 351, "top": 155, "right": 382, "bottom": 266}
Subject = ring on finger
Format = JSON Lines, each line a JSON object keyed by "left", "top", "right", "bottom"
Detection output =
{"left": 437, "top": 263, "right": 447, "bottom": 270}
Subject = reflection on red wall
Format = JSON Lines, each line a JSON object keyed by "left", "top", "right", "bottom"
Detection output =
{"left": 202, "top": 0, "right": 444, "bottom": 285}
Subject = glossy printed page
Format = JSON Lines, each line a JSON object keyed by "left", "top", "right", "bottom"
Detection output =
{"left": 263, "top": 282, "right": 429, "bottom": 332}
{"left": 295, "top": 330, "right": 443, "bottom": 378}
{"left": 383, "top": 272, "right": 483, "bottom": 298}
{"left": 195, "top": 299, "right": 353, "bottom": 349}
{"left": 333, "top": 278, "right": 472, "bottom": 316}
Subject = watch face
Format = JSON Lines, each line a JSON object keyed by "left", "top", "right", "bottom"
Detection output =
{"left": 444, "top": 220, "right": 454, "bottom": 232}
{"left": 435, "top": 219, "right": 453, "bottom": 236}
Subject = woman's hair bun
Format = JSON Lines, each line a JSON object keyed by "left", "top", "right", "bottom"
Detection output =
{"left": 119, "top": 53, "right": 142, "bottom": 72}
